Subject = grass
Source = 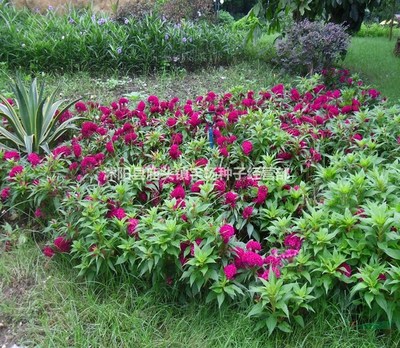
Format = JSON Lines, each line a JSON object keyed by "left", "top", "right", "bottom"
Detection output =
{"left": 1, "top": 36, "right": 398, "bottom": 105}
{"left": 1, "top": 242, "right": 400, "bottom": 347}
{"left": 343, "top": 37, "right": 400, "bottom": 103}
{"left": 0, "top": 60, "right": 287, "bottom": 104}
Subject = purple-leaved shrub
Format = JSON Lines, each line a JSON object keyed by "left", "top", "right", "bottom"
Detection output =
{"left": 276, "top": 20, "right": 350, "bottom": 76}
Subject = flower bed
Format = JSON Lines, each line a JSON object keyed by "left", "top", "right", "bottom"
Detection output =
{"left": 1, "top": 70, "right": 400, "bottom": 333}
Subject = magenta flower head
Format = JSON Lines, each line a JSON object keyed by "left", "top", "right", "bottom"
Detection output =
{"left": 75, "top": 101, "right": 88, "bottom": 113}
{"left": 225, "top": 191, "right": 238, "bottom": 208}
{"left": 195, "top": 158, "right": 208, "bottom": 167}
{"left": 54, "top": 236, "right": 72, "bottom": 253}
{"left": 241, "top": 251, "right": 263, "bottom": 268}
{"left": 224, "top": 264, "right": 237, "bottom": 280}
{"left": 254, "top": 185, "right": 268, "bottom": 205}
{"left": 98, "top": 171, "right": 107, "bottom": 186}
{"left": 166, "top": 117, "right": 177, "bottom": 127}
{"left": 191, "top": 180, "right": 204, "bottom": 193}
{"left": 0, "top": 187, "right": 11, "bottom": 201}
{"left": 4, "top": 151, "right": 20, "bottom": 161}
{"left": 106, "top": 141, "right": 115, "bottom": 154}
{"left": 127, "top": 218, "right": 139, "bottom": 236}
{"left": 271, "top": 84, "right": 284, "bottom": 96}
{"left": 170, "top": 185, "right": 186, "bottom": 200}
{"left": 241, "top": 141, "right": 253, "bottom": 156}
{"left": 214, "top": 179, "right": 227, "bottom": 193}
{"left": 169, "top": 144, "right": 182, "bottom": 160}
{"left": 219, "top": 224, "right": 235, "bottom": 243}
{"left": 338, "top": 263, "right": 352, "bottom": 277}
{"left": 72, "top": 143, "right": 82, "bottom": 158}
{"left": 9, "top": 165, "right": 23, "bottom": 178}
{"left": 242, "top": 206, "right": 254, "bottom": 219}
{"left": 34, "top": 208, "right": 44, "bottom": 218}
{"left": 283, "top": 233, "right": 303, "bottom": 250}
{"left": 246, "top": 240, "right": 261, "bottom": 252}
{"left": 43, "top": 245, "right": 55, "bottom": 258}
{"left": 109, "top": 207, "right": 126, "bottom": 220}
{"left": 259, "top": 267, "right": 281, "bottom": 280}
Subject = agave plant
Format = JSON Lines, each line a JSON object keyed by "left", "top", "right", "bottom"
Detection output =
{"left": 0, "top": 75, "right": 81, "bottom": 154}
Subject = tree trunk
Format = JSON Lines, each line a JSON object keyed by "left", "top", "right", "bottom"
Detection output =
{"left": 394, "top": 38, "right": 400, "bottom": 57}
{"left": 389, "top": 0, "right": 396, "bottom": 41}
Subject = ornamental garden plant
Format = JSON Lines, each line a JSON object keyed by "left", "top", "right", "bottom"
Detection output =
{"left": 1, "top": 69, "right": 400, "bottom": 335}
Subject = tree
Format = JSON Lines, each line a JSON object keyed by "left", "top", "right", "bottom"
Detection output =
{"left": 246, "top": 0, "right": 382, "bottom": 35}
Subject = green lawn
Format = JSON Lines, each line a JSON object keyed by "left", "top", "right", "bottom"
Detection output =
{"left": 343, "top": 37, "right": 400, "bottom": 103}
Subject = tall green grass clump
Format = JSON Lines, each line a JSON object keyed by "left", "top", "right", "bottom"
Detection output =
{"left": 0, "top": 6, "right": 242, "bottom": 74}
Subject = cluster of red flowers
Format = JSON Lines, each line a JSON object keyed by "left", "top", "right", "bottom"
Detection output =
{"left": 1, "top": 72, "right": 391, "bottom": 285}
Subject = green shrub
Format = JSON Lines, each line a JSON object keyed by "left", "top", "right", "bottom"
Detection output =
{"left": 243, "top": 33, "right": 278, "bottom": 63}
{"left": 217, "top": 10, "right": 235, "bottom": 26}
{"left": 0, "top": 7, "right": 241, "bottom": 74}
{"left": 357, "top": 23, "right": 400, "bottom": 38}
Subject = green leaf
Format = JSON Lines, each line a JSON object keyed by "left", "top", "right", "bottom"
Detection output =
{"left": 364, "top": 292, "right": 374, "bottom": 308}
{"left": 217, "top": 293, "right": 225, "bottom": 308}
{"left": 350, "top": 282, "right": 368, "bottom": 297}
{"left": 377, "top": 242, "right": 400, "bottom": 260}
{"left": 277, "top": 321, "right": 292, "bottom": 333}
{"left": 248, "top": 303, "right": 264, "bottom": 317}
{"left": 266, "top": 315, "right": 277, "bottom": 336}
{"left": 294, "top": 315, "right": 305, "bottom": 328}
{"left": 246, "top": 223, "right": 254, "bottom": 237}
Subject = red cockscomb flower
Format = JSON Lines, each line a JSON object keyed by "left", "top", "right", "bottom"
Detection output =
{"left": 246, "top": 240, "right": 261, "bottom": 252}
{"left": 72, "top": 143, "right": 82, "bottom": 158}
{"left": 9, "top": 165, "right": 23, "bottom": 178}
{"left": 254, "top": 185, "right": 268, "bottom": 205}
{"left": 75, "top": 101, "right": 87, "bottom": 112}
{"left": 224, "top": 264, "right": 237, "bottom": 280}
{"left": 225, "top": 191, "right": 238, "bottom": 208}
{"left": 4, "top": 151, "right": 20, "bottom": 161}
{"left": 169, "top": 144, "right": 182, "bottom": 160}
{"left": 98, "top": 171, "right": 107, "bottom": 186}
{"left": 171, "top": 185, "right": 186, "bottom": 200}
{"left": 43, "top": 245, "right": 55, "bottom": 258}
{"left": 27, "top": 153, "right": 41, "bottom": 166}
{"left": 1, "top": 187, "right": 11, "bottom": 201}
{"left": 338, "top": 263, "right": 352, "bottom": 277}
{"left": 219, "top": 224, "right": 235, "bottom": 243}
{"left": 54, "top": 236, "right": 72, "bottom": 253}
{"left": 127, "top": 218, "right": 139, "bottom": 236}
{"left": 241, "top": 141, "right": 253, "bottom": 156}
{"left": 242, "top": 206, "right": 254, "bottom": 219}
{"left": 109, "top": 207, "right": 126, "bottom": 220}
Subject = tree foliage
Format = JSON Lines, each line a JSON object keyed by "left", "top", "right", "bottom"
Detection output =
{"left": 245, "top": 0, "right": 382, "bottom": 37}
